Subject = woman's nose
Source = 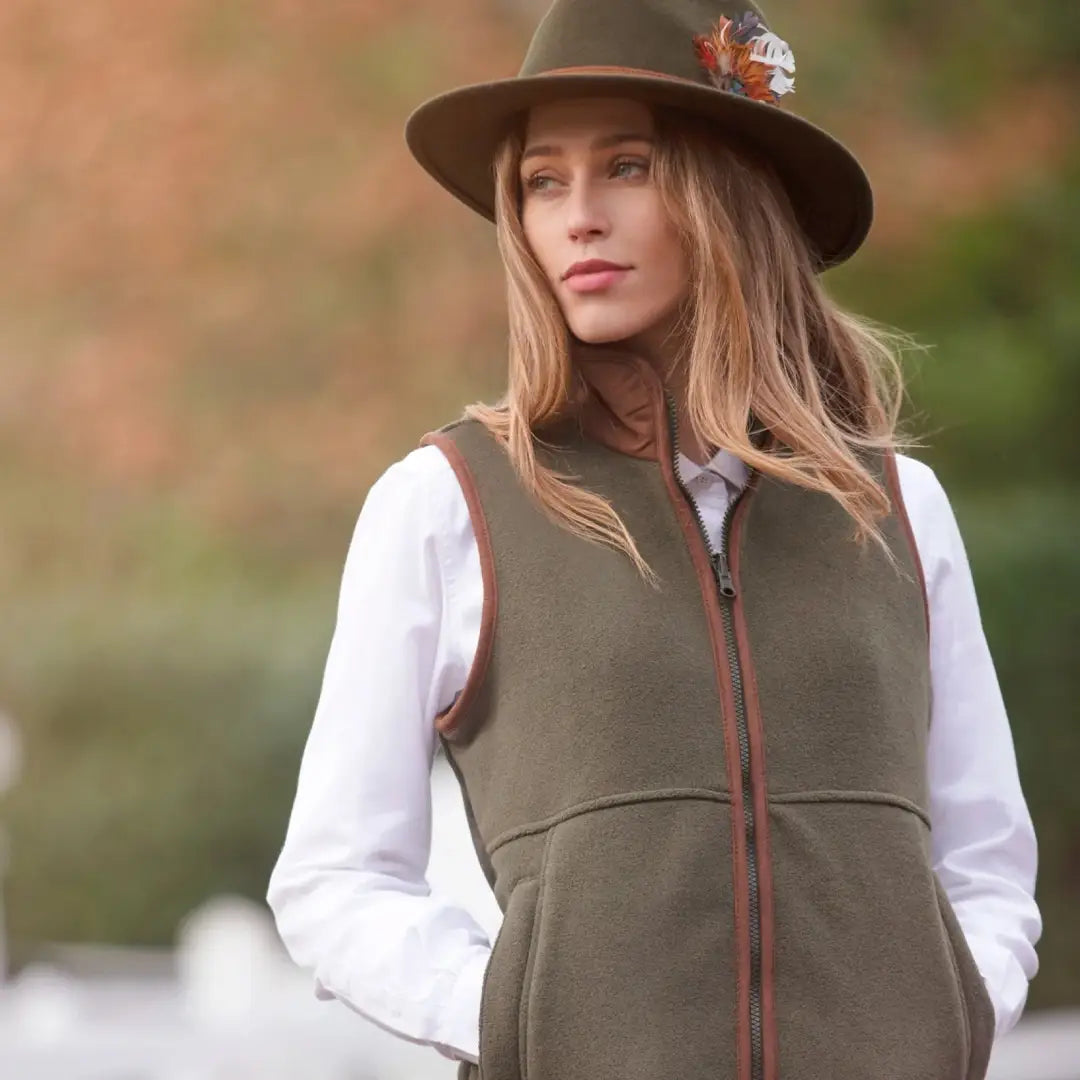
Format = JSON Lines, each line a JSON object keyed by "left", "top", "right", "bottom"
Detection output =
{"left": 565, "top": 182, "right": 610, "bottom": 242}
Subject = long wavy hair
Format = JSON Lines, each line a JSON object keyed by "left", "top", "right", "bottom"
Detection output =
{"left": 461, "top": 102, "right": 925, "bottom": 588}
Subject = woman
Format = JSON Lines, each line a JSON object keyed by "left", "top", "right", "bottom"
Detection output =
{"left": 266, "top": 3, "right": 1042, "bottom": 1079}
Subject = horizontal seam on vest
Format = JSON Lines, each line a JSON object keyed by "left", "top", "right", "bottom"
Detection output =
{"left": 487, "top": 787, "right": 735, "bottom": 855}
{"left": 767, "top": 789, "right": 930, "bottom": 827}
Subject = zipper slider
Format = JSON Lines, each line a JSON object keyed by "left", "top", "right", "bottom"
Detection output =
{"left": 711, "top": 550, "right": 736, "bottom": 598}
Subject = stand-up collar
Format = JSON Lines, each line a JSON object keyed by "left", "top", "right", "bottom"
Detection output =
{"left": 571, "top": 341, "right": 670, "bottom": 462}
{"left": 569, "top": 340, "right": 759, "bottom": 490}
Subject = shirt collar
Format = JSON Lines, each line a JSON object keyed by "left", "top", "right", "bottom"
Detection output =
{"left": 677, "top": 448, "right": 750, "bottom": 491}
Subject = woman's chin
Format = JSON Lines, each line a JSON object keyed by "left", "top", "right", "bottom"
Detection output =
{"left": 566, "top": 317, "right": 649, "bottom": 347}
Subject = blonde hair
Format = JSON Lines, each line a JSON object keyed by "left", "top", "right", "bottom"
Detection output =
{"left": 461, "top": 102, "right": 925, "bottom": 588}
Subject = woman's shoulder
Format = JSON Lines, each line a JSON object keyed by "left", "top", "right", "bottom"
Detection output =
{"left": 890, "top": 451, "right": 970, "bottom": 592}
{"left": 360, "top": 443, "right": 462, "bottom": 520}
{"left": 364, "top": 442, "right": 474, "bottom": 544}
{"left": 380, "top": 441, "right": 458, "bottom": 484}
{"left": 892, "top": 451, "right": 950, "bottom": 521}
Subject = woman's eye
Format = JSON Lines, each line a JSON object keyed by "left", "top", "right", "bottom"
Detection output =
{"left": 612, "top": 157, "right": 648, "bottom": 178}
{"left": 522, "top": 158, "right": 648, "bottom": 193}
{"left": 523, "top": 173, "right": 556, "bottom": 192}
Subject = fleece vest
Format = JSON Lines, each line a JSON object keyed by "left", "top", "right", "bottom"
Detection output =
{"left": 418, "top": 350, "right": 996, "bottom": 1080}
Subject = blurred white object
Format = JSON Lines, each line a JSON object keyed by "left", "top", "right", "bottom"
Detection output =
{"left": 987, "top": 1007, "right": 1080, "bottom": 1079}
{"left": 177, "top": 894, "right": 286, "bottom": 1026}
{"left": 6, "top": 964, "right": 81, "bottom": 1045}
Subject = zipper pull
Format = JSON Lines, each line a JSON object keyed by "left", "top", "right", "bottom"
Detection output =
{"left": 711, "top": 550, "right": 737, "bottom": 598}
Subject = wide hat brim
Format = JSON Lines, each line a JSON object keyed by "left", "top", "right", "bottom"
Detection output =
{"left": 405, "top": 70, "right": 873, "bottom": 271}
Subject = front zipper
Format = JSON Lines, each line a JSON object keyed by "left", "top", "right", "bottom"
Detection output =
{"left": 664, "top": 390, "right": 764, "bottom": 1080}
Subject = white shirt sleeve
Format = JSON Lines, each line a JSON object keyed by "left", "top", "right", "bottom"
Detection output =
{"left": 896, "top": 454, "right": 1043, "bottom": 1039}
{"left": 266, "top": 445, "right": 490, "bottom": 1063}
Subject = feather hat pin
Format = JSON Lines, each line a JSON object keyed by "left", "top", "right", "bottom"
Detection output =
{"left": 693, "top": 11, "right": 796, "bottom": 105}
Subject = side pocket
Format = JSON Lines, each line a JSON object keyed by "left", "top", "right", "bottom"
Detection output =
{"left": 479, "top": 876, "right": 540, "bottom": 1080}
{"left": 933, "top": 875, "right": 997, "bottom": 1080}
{"left": 517, "top": 830, "right": 553, "bottom": 1080}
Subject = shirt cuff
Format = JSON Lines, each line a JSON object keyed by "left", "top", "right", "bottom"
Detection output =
{"left": 432, "top": 944, "right": 489, "bottom": 1064}
{"left": 965, "top": 934, "right": 1030, "bottom": 1039}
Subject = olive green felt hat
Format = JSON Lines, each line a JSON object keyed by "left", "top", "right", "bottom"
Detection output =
{"left": 404, "top": 0, "right": 873, "bottom": 270}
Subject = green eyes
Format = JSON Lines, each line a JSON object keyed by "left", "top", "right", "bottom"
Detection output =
{"left": 522, "top": 157, "right": 650, "bottom": 192}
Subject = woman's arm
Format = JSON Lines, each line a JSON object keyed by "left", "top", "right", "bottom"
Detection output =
{"left": 266, "top": 447, "right": 489, "bottom": 1063}
{"left": 896, "top": 453, "right": 1043, "bottom": 1039}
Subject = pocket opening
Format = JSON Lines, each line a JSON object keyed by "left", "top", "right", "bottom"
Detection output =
{"left": 933, "top": 875, "right": 997, "bottom": 1080}
{"left": 517, "top": 830, "right": 554, "bottom": 1080}
{"left": 478, "top": 874, "right": 541, "bottom": 1080}
{"left": 935, "top": 886, "right": 972, "bottom": 1078}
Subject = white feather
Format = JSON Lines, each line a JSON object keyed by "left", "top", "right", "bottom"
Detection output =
{"left": 751, "top": 31, "right": 796, "bottom": 74}
{"left": 768, "top": 68, "right": 796, "bottom": 97}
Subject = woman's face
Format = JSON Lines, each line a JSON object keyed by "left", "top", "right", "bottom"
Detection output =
{"left": 519, "top": 97, "right": 689, "bottom": 361}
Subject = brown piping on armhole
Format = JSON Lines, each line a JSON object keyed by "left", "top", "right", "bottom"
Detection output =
{"left": 651, "top": 395, "right": 752, "bottom": 1080}
{"left": 419, "top": 431, "right": 498, "bottom": 743}
{"left": 882, "top": 448, "right": 930, "bottom": 643}
{"left": 728, "top": 477, "right": 778, "bottom": 1080}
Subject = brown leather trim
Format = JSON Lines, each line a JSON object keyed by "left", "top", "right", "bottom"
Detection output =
{"left": 419, "top": 431, "right": 498, "bottom": 743}
{"left": 882, "top": 448, "right": 930, "bottom": 641}
{"left": 647, "top": 376, "right": 751, "bottom": 1080}
{"left": 728, "top": 479, "right": 778, "bottom": 1080}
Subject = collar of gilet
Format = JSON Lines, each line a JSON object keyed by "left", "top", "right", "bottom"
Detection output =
{"left": 569, "top": 339, "right": 667, "bottom": 461}
{"left": 564, "top": 338, "right": 769, "bottom": 464}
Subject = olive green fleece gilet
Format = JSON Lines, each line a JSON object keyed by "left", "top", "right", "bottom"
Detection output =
{"left": 420, "top": 416, "right": 996, "bottom": 1080}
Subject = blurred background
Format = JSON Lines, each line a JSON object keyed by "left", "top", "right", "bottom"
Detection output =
{"left": 0, "top": 0, "right": 1076, "bottom": 1076}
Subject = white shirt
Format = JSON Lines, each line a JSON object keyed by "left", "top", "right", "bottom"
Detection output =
{"left": 266, "top": 441, "right": 1042, "bottom": 1065}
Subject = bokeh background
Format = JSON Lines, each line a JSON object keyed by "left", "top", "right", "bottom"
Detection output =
{"left": 0, "top": 0, "right": 1076, "bottom": 1040}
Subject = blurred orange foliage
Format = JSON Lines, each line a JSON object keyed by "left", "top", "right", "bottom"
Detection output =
{"left": 0, "top": 0, "right": 1070, "bottom": 541}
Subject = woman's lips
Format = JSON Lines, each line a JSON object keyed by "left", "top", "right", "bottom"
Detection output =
{"left": 564, "top": 268, "right": 630, "bottom": 293}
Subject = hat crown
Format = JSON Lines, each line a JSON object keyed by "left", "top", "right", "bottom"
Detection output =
{"left": 520, "top": 0, "right": 770, "bottom": 84}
